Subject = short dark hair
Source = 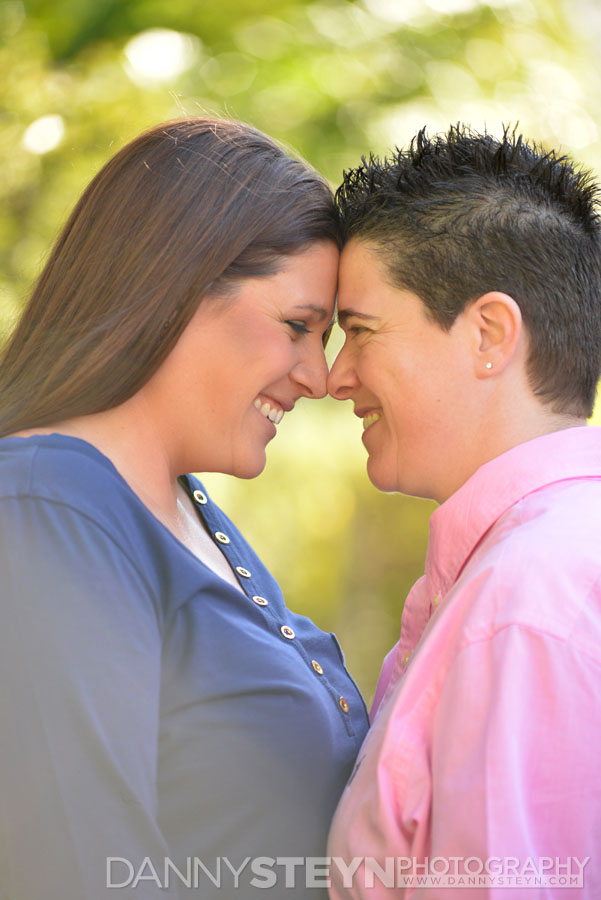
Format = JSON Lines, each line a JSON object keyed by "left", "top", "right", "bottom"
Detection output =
{"left": 336, "top": 125, "right": 601, "bottom": 417}
{"left": 0, "top": 117, "right": 340, "bottom": 436}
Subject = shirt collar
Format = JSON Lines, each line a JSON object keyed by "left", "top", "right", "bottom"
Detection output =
{"left": 426, "top": 425, "right": 601, "bottom": 595}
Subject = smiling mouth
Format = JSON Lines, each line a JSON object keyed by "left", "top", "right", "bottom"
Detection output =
{"left": 363, "top": 411, "right": 381, "bottom": 431}
{"left": 254, "top": 397, "right": 284, "bottom": 425}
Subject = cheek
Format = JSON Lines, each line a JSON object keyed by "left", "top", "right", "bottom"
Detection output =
{"left": 234, "top": 332, "right": 296, "bottom": 385}
{"left": 361, "top": 352, "right": 401, "bottom": 405}
{"left": 264, "top": 340, "right": 298, "bottom": 377}
{"left": 353, "top": 349, "right": 376, "bottom": 386}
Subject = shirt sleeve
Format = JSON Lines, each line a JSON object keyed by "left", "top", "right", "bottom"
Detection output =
{"left": 427, "top": 623, "right": 600, "bottom": 896}
{"left": 0, "top": 495, "right": 180, "bottom": 899}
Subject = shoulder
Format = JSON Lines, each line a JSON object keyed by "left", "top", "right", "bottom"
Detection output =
{"left": 1, "top": 433, "right": 134, "bottom": 507}
{"left": 0, "top": 435, "right": 182, "bottom": 613}
{"left": 0, "top": 435, "right": 157, "bottom": 545}
{"left": 450, "top": 475, "right": 601, "bottom": 658}
{"left": 478, "top": 474, "right": 601, "bottom": 582}
{"left": 0, "top": 432, "right": 151, "bottom": 541}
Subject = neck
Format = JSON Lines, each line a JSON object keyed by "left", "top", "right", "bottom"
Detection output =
{"left": 436, "top": 393, "right": 587, "bottom": 506}
{"left": 484, "top": 410, "right": 586, "bottom": 459}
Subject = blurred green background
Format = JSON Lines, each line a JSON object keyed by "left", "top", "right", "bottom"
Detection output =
{"left": 2, "top": 0, "right": 601, "bottom": 701}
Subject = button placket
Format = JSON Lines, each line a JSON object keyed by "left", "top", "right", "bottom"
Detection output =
{"left": 187, "top": 481, "right": 270, "bottom": 609}
{"left": 201, "top": 506, "right": 254, "bottom": 590}
{"left": 187, "top": 481, "right": 365, "bottom": 735}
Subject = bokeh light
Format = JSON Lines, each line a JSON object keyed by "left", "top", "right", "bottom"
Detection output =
{"left": 22, "top": 114, "right": 64, "bottom": 154}
{"left": 124, "top": 28, "right": 202, "bottom": 86}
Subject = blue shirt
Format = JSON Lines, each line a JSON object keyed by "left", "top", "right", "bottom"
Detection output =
{"left": 0, "top": 434, "right": 368, "bottom": 899}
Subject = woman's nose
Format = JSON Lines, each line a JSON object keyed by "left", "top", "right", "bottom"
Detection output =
{"left": 293, "top": 347, "right": 329, "bottom": 399}
{"left": 327, "top": 347, "right": 358, "bottom": 400}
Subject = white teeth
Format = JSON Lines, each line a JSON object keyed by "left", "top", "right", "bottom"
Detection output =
{"left": 363, "top": 411, "right": 381, "bottom": 431}
{"left": 254, "top": 397, "right": 285, "bottom": 425}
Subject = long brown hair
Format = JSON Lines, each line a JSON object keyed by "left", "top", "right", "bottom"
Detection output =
{"left": 0, "top": 118, "right": 340, "bottom": 436}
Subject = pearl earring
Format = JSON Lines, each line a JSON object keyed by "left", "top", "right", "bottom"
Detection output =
{"left": 485, "top": 362, "right": 492, "bottom": 370}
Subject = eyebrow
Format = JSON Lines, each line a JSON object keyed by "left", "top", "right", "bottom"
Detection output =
{"left": 293, "top": 303, "right": 330, "bottom": 318}
{"left": 337, "top": 309, "right": 379, "bottom": 325}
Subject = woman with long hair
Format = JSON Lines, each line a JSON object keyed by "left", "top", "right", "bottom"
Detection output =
{"left": 0, "top": 118, "right": 368, "bottom": 899}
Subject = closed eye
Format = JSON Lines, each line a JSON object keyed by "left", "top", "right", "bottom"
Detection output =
{"left": 286, "top": 320, "right": 311, "bottom": 335}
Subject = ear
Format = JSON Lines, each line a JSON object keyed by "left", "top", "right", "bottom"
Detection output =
{"left": 463, "top": 291, "right": 523, "bottom": 379}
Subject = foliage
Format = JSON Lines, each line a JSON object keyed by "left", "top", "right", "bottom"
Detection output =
{"left": 1, "top": 0, "right": 599, "bottom": 697}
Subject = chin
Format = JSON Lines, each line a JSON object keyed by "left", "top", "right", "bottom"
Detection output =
{"left": 366, "top": 457, "right": 400, "bottom": 494}
{"left": 230, "top": 452, "right": 268, "bottom": 480}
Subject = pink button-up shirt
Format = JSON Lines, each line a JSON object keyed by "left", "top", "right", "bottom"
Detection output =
{"left": 328, "top": 426, "right": 601, "bottom": 898}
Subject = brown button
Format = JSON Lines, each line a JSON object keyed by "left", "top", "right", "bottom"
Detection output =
{"left": 193, "top": 489, "right": 207, "bottom": 505}
{"left": 214, "top": 532, "right": 230, "bottom": 545}
{"left": 432, "top": 592, "right": 441, "bottom": 607}
{"left": 280, "top": 625, "right": 295, "bottom": 640}
{"left": 252, "top": 595, "right": 269, "bottom": 607}
{"left": 339, "top": 696, "right": 349, "bottom": 713}
{"left": 236, "top": 566, "right": 251, "bottom": 578}
{"left": 311, "top": 660, "right": 324, "bottom": 676}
